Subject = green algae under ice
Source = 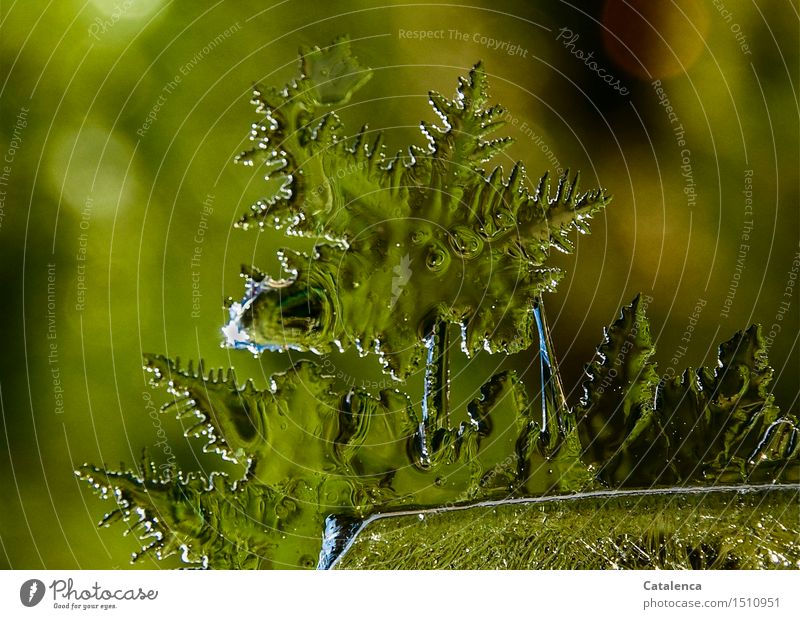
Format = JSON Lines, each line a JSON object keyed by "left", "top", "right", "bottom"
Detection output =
{"left": 79, "top": 38, "right": 800, "bottom": 570}
{"left": 336, "top": 486, "right": 800, "bottom": 570}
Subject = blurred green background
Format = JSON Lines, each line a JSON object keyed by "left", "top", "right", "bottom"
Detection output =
{"left": 1, "top": 0, "right": 797, "bottom": 569}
